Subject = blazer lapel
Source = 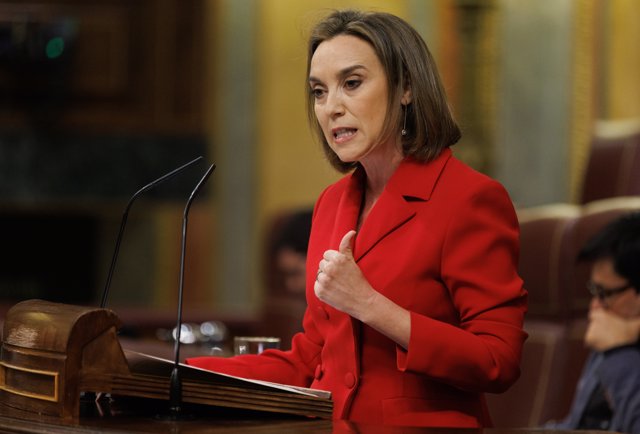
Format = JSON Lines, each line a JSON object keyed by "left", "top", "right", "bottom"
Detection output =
{"left": 330, "top": 167, "right": 364, "bottom": 249}
{"left": 353, "top": 190, "right": 415, "bottom": 262}
{"left": 353, "top": 149, "right": 453, "bottom": 262}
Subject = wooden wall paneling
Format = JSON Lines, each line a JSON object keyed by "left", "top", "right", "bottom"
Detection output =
{"left": 0, "top": 0, "right": 205, "bottom": 133}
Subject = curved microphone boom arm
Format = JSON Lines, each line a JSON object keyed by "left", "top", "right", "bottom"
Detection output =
{"left": 100, "top": 156, "right": 204, "bottom": 309}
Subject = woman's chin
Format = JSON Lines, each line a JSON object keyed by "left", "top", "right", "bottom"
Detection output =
{"left": 333, "top": 151, "right": 360, "bottom": 164}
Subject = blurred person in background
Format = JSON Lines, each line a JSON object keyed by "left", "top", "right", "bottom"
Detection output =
{"left": 545, "top": 212, "right": 640, "bottom": 433}
{"left": 271, "top": 209, "right": 313, "bottom": 297}
{"left": 261, "top": 208, "right": 313, "bottom": 347}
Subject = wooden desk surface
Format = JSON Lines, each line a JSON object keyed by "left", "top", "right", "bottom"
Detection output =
{"left": 0, "top": 397, "right": 616, "bottom": 434}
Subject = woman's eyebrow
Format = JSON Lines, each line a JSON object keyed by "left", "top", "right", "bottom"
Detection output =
{"left": 336, "top": 64, "right": 367, "bottom": 78}
{"left": 309, "top": 64, "right": 367, "bottom": 85}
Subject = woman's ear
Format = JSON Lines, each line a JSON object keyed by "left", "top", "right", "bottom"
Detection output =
{"left": 401, "top": 88, "right": 412, "bottom": 105}
{"left": 401, "top": 71, "right": 412, "bottom": 105}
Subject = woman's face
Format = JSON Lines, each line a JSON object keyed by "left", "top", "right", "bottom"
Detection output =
{"left": 309, "top": 35, "right": 394, "bottom": 165}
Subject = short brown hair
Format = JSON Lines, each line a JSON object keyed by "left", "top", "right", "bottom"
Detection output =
{"left": 306, "top": 9, "right": 461, "bottom": 173}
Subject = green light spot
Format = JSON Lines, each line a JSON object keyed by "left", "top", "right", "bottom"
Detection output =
{"left": 45, "top": 37, "right": 65, "bottom": 59}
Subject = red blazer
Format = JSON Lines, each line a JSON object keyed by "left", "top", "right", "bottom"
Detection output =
{"left": 187, "top": 149, "right": 528, "bottom": 428}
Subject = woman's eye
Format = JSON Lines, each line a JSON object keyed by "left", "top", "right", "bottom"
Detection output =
{"left": 311, "top": 88, "right": 325, "bottom": 98}
{"left": 345, "top": 79, "right": 361, "bottom": 90}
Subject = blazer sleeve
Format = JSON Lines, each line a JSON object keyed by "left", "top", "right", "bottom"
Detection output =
{"left": 184, "top": 314, "right": 321, "bottom": 387}
{"left": 397, "top": 178, "right": 528, "bottom": 393}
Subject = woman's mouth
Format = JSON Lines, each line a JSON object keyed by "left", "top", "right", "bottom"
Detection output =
{"left": 332, "top": 128, "right": 357, "bottom": 141}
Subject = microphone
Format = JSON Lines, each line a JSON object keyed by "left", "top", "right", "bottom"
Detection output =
{"left": 168, "top": 163, "right": 216, "bottom": 419}
{"left": 100, "top": 156, "right": 204, "bottom": 309}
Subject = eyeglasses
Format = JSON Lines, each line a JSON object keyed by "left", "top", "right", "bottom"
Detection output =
{"left": 586, "top": 280, "right": 634, "bottom": 301}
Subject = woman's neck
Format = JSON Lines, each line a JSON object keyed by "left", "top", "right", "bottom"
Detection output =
{"left": 361, "top": 145, "right": 403, "bottom": 195}
{"left": 356, "top": 146, "right": 404, "bottom": 230}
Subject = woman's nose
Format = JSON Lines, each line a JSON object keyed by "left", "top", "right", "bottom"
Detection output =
{"left": 325, "top": 91, "right": 345, "bottom": 117}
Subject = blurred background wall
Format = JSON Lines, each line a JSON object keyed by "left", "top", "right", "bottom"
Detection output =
{"left": 1, "top": 0, "right": 639, "bottom": 324}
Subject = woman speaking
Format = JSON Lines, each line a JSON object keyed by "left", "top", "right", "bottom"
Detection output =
{"left": 187, "top": 9, "right": 528, "bottom": 428}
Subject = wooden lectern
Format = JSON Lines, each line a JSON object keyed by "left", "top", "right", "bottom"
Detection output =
{"left": 0, "top": 299, "right": 332, "bottom": 421}
{"left": 0, "top": 299, "right": 128, "bottom": 419}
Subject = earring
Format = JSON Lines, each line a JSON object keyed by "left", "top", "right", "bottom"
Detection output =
{"left": 401, "top": 105, "right": 408, "bottom": 137}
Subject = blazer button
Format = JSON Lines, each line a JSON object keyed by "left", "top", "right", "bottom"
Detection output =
{"left": 344, "top": 372, "right": 356, "bottom": 388}
{"left": 314, "top": 364, "right": 324, "bottom": 380}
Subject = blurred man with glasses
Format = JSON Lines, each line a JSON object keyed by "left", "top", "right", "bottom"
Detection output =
{"left": 546, "top": 212, "right": 640, "bottom": 433}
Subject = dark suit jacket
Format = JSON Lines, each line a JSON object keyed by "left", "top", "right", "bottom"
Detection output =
{"left": 187, "top": 148, "right": 528, "bottom": 427}
{"left": 546, "top": 345, "right": 640, "bottom": 433}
